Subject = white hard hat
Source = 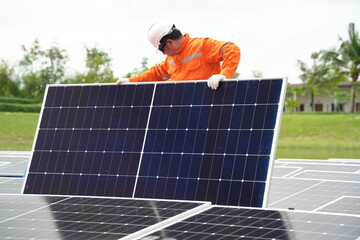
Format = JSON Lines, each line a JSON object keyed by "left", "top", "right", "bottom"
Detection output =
{"left": 148, "top": 21, "right": 174, "bottom": 49}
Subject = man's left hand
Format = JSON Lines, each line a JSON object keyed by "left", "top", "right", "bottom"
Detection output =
{"left": 207, "top": 74, "right": 226, "bottom": 90}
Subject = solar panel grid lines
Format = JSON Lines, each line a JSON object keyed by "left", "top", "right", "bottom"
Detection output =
{"left": 0, "top": 194, "right": 209, "bottom": 240}
{"left": 132, "top": 82, "right": 158, "bottom": 199}
{"left": 23, "top": 79, "right": 286, "bottom": 207}
{"left": 4, "top": 154, "right": 360, "bottom": 239}
{"left": 0, "top": 197, "right": 67, "bottom": 221}
{"left": 23, "top": 83, "right": 155, "bottom": 198}
{"left": 133, "top": 79, "right": 285, "bottom": 206}
{"left": 268, "top": 159, "right": 360, "bottom": 215}
{"left": 141, "top": 206, "right": 360, "bottom": 240}
{"left": 121, "top": 199, "right": 212, "bottom": 240}
{"left": 315, "top": 196, "right": 360, "bottom": 216}
{"left": 0, "top": 152, "right": 30, "bottom": 177}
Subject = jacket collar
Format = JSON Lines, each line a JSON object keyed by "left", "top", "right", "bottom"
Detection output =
{"left": 176, "top": 33, "right": 190, "bottom": 54}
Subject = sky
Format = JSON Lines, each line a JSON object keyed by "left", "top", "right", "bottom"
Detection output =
{"left": 0, "top": 0, "right": 359, "bottom": 83}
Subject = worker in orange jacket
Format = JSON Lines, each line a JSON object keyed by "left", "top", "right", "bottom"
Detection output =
{"left": 116, "top": 21, "right": 240, "bottom": 90}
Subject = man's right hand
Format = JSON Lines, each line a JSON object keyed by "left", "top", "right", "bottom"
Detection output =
{"left": 116, "top": 78, "right": 129, "bottom": 85}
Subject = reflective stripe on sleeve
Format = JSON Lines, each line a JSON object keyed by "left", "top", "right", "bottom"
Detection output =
{"left": 156, "top": 64, "right": 170, "bottom": 81}
{"left": 221, "top": 42, "right": 231, "bottom": 58}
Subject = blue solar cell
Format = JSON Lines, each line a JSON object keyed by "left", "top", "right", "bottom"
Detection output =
{"left": 44, "top": 86, "right": 64, "bottom": 107}
{"left": 257, "top": 78, "right": 283, "bottom": 104}
{"left": 24, "top": 79, "right": 286, "bottom": 207}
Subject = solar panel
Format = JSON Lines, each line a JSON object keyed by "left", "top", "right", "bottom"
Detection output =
{"left": 23, "top": 79, "right": 287, "bottom": 207}
{"left": 3, "top": 154, "right": 360, "bottom": 239}
{"left": 0, "top": 178, "right": 23, "bottom": 194}
{"left": 142, "top": 206, "right": 360, "bottom": 240}
{"left": 0, "top": 152, "right": 30, "bottom": 177}
{"left": 24, "top": 84, "right": 154, "bottom": 197}
{"left": 268, "top": 159, "right": 360, "bottom": 213}
{"left": 1, "top": 194, "right": 359, "bottom": 240}
{"left": 0, "top": 194, "right": 209, "bottom": 239}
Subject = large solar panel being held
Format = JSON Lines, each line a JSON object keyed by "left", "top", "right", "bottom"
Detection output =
{"left": 23, "top": 79, "right": 287, "bottom": 207}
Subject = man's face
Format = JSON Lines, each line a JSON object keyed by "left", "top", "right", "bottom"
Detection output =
{"left": 160, "top": 39, "right": 177, "bottom": 57}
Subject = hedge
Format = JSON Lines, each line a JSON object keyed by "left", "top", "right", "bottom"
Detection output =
{"left": 0, "top": 103, "right": 41, "bottom": 112}
{"left": 0, "top": 97, "right": 41, "bottom": 104}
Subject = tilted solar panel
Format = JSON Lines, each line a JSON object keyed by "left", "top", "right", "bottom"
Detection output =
{"left": 23, "top": 79, "right": 286, "bottom": 207}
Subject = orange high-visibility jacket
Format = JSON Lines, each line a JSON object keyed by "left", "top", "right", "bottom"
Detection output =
{"left": 129, "top": 34, "right": 240, "bottom": 82}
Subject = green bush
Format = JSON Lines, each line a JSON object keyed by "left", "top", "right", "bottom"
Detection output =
{"left": 0, "top": 103, "right": 41, "bottom": 112}
{"left": 0, "top": 97, "right": 41, "bottom": 104}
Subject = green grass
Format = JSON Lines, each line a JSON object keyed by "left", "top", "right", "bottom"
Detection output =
{"left": 0, "top": 112, "right": 359, "bottom": 156}
{"left": 0, "top": 112, "right": 39, "bottom": 150}
{"left": 278, "top": 113, "right": 360, "bottom": 150}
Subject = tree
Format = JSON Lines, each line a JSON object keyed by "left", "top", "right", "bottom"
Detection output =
{"left": 69, "top": 46, "right": 118, "bottom": 83}
{"left": 285, "top": 98, "right": 300, "bottom": 113}
{"left": 339, "top": 23, "right": 360, "bottom": 113}
{"left": 285, "top": 85, "right": 305, "bottom": 112}
{"left": 328, "top": 90, "right": 350, "bottom": 112}
{"left": 297, "top": 52, "right": 330, "bottom": 111}
{"left": 0, "top": 60, "right": 20, "bottom": 97}
{"left": 19, "top": 40, "right": 43, "bottom": 99}
{"left": 322, "top": 23, "right": 360, "bottom": 113}
{"left": 41, "top": 44, "right": 68, "bottom": 85}
{"left": 19, "top": 39, "right": 68, "bottom": 99}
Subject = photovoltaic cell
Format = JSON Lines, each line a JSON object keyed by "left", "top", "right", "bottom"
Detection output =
{"left": 23, "top": 79, "right": 286, "bottom": 207}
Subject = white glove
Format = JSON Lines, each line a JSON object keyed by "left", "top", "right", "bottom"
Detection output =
{"left": 207, "top": 74, "right": 226, "bottom": 90}
{"left": 116, "top": 78, "right": 129, "bottom": 85}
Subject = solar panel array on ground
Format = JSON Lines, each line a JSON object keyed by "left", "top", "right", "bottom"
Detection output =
{"left": 1, "top": 79, "right": 359, "bottom": 239}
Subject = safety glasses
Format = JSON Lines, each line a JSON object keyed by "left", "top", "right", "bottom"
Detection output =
{"left": 158, "top": 41, "right": 167, "bottom": 53}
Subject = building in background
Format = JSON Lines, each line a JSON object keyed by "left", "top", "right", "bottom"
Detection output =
{"left": 285, "top": 82, "right": 360, "bottom": 112}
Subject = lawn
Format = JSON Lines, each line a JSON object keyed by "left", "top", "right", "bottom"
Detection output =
{"left": 0, "top": 112, "right": 39, "bottom": 150}
{"left": 278, "top": 113, "right": 360, "bottom": 149}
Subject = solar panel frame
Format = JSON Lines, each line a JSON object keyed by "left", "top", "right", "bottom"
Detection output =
{"left": 22, "top": 78, "right": 287, "bottom": 208}
{"left": 259, "top": 78, "right": 287, "bottom": 207}
{"left": 131, "top": 78, "right": 287, "bottom": 207}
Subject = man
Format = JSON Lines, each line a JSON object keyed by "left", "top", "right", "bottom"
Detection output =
{"left": 116, "top": 21, "right": 240, "bottom": 90}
